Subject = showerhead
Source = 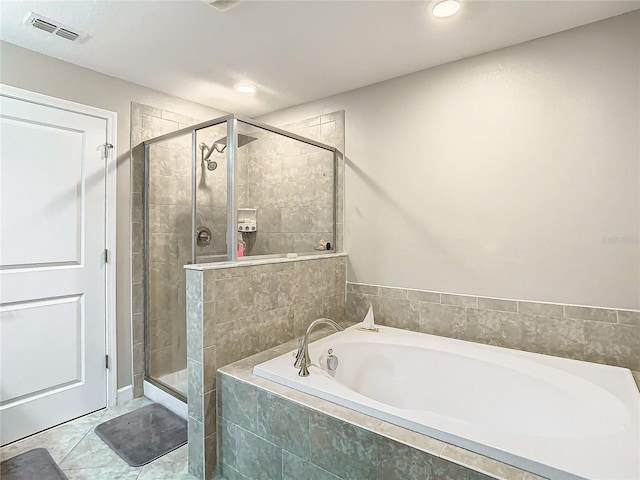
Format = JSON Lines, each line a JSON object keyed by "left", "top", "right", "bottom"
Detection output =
{"left": 202, "top": 133, "right": 258, "bottom": 162}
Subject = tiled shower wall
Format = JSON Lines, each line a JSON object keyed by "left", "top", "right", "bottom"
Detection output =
{"left": 346, "top": 282, "right": 640, "bottom": 384}
{"left": 239, "top": 112, "right": 345, "bottom": 256}
{"left": 185, "top": 255, "right": 347, "bottom": 480}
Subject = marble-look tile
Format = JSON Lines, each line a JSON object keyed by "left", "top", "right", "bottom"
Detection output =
{"left": 187, "top": 301, "right": 203, "bottom": 362}
{"left": 282, "top": 451, "right": 340, "bottom": 480}
{"left": 137, "top": 444, "right": 190, "bottom": 479}
{"left": 187, "top": 359, "right": 203, "bottom": 421}
{"left": 618, "top": 310, "right": 640, "bottom": 326}
{"left": 377, "top": 436, "right": 432, "bottom": 480}
{"left": 0, "top": 423, "right": 93, "bottom": 464}
{"left": 204, "top": 345, "right": 217, "bottom": 393}
{"left": 407, "top": 289, "right": 441, "bottom": 303}
{"left": 203, "top": 269, "right": 216, "bottom": 303}
{"left": 204, "top": 390, "right": 217, "bottom": 438}
{"left": 631, "top": 371, "right": 640, "bottom": 392}
{"left": 520, "top": 315, "right": 584, "bottom": 360}
{"left": 188, "top": 417, "right": 204, "bottom": 480}
{"left": 442, "top": 444, "right": 525, "bottom": 480}
{"left": 59, "top": 429, "right": 129, "bottom": 471}
{"left": 441, "top": 293, "right": 477, "bottom": 307}
{"left": 583, "top": 321, "right": 640, "bottom": 370}
{"left": 477, "top": 297, "right": 518, "bottom": 313}
{"left": 94, "top": 397, "right": 154, "bottom": 423}
{"left": 217, "top": 374, "right": 257, "bottom": 433}
{"left": 215, "top": 277, "right": 255, "bottom": 324}
{"left": 347, "top": 283, "right": 379, "bottom": 295}
{"left": 186, "top": 270, "right": 203, "bottom": 303}
{"left": 378, "top": 286, "right": 408, "bottom": 299}
{"left": 464, "top": 309, "right": 522, "bottom": 349}
{"left": 132, "top": 313, "right": 144, "bottom": 345}
{"left": 133, "top": 341, "right": 144, "bottom": 376}
{"left": 377, "top": 297, "right": 420, "bottom": 331}
{"left": 430, "top": 455, "right": 474, "bottom": 480}
{"left": 345, "top": 292, "right": 379, "bottom": 325}
{"left": 235, "top": 427, "right": 282, "bottom": 480}
{"left": 309, "top": 410, "right": 379, "bottom": 479}
{"left": 132, "top": 283, "right": 143, "bottom": 315}
{"left": 419, "top": 302, "right": 466, "bottom": 338}
{"left": 517, "top": 301, "right": 563, "bottom": 317}
{"left": 256, "top": 390, "right": 309, "bottom": 460}
{"left": 218, "top": 416, "right": 237, "bottom": 470}
{"left": 204, "top": 434, "right": 217, "bottom": 480}
{"left": 64, "top": 466, "right": 141, "bottom": 479}
{"left": 564, "top": 305, "right": 617, "bottom": 323}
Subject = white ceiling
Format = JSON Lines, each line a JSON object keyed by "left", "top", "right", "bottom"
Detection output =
{"left": 1, "top": 0, "right": 638, "bottom": 116}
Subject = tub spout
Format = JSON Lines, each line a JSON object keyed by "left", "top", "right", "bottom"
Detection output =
{"left": 294, "top": 318, "right": 344, "bottom": 377}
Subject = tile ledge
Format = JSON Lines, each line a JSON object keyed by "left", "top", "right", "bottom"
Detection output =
{"left": 185, "top": 252, "right": 347, "bottom": 271}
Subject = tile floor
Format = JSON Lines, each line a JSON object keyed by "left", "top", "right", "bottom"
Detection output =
{"left": 0, "top": 397, "right": 197, "bottom": 480}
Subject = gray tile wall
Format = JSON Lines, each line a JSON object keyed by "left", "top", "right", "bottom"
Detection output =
{"left": 186, "top": 255, "right": 347, "bottom": 479}
{"left": 216, "top": 371, "right": 539, "bottom": 480}
{"left": 346, "top": 282, "right": 640, "bottom": 381}
{"left": 240, "top": 112, "right": 345, "bottom": 256}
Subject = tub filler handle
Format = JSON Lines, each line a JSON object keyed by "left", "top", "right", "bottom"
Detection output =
{"left": 294, "top": 318, "right": 344, "bottom": 377}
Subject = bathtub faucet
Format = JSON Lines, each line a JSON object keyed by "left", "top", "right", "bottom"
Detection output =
{"left": 294, "top": 318, "right": 344, "bottom": 377}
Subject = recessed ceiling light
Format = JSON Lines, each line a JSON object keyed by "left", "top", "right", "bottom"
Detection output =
{"left": 234, "top": 83, "right": 256, "bottom": 94}
{"left": 432, "top": 0, "right": 461, "bottom": 18}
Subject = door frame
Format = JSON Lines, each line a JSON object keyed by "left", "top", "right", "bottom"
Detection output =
{"left": 0, "top": 83, "right": 118, "bottom": 408}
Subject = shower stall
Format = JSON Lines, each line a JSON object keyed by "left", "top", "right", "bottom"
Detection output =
{"left": 142, "top": 114, "right": 339, "bottom": 402}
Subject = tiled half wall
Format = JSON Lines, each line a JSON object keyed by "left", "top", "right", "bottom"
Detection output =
{"left": 185, "top": 255, "right": 347, "bottom": 479}
{"left": 346, "top": 282, "right": 640, "bottom": 386}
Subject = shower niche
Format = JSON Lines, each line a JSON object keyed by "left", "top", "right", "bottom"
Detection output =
{"left": 142, "top": 115, "right": 340, "bottom": 400}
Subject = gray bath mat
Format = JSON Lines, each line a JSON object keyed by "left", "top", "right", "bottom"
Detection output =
{"left": 0, "top": 448, "right": 68, "bottom": 480}
{"left": 95, "top": 403, "right": 187, "bottom": 467}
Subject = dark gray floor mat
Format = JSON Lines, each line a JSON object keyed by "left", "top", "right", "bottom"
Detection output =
{"left": 0, "top": 448, "right": 68, "bottom": 480}
{"left": 95, "top": 402, "right": 187, "bottom": 467}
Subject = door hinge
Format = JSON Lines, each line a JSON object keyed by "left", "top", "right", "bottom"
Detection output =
{"left": 104, "top": 248, "right": 110, "bottom": 264}
{"left": 105, "top": 354, "right": 110, "bottom": 369}
{"left": 98, "top": 143, "right": 114, "bottom": 160}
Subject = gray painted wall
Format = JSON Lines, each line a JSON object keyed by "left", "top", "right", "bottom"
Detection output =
{"left": 260, "top": 12, "right": 640, "bottom": 310}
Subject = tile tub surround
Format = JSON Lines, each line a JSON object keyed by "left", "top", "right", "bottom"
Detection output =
{"left": 216, "top": 341, "right": 547, "bottom": 480}
{"left": 185, "top": 254, "right": 347, "bottom": 480}
{"left": 346, "top": 283, "right": 640, "bottom": 386}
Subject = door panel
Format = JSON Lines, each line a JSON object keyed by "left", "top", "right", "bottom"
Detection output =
{"left": 0, "top": 94, "right": 108, "bottom": 445}
{"left": 1, "top": 118, "right": 83, "bottom": 267}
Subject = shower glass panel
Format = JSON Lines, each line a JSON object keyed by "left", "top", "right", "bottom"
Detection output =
{"left": 143, "top": 114, "right": 337, "bottom": 402}
{"left": 145, "top": 132, "right": 192, "bottom": 398}
{"left": 194, "top": 122, "right": 229, "bottom": 264}
{"left": 236, "top": 120, "right": 336, "bottom": 257}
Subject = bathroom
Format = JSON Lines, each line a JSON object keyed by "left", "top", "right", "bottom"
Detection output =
{"left": 0, "top": 1, "right": 638, "bottom": 480}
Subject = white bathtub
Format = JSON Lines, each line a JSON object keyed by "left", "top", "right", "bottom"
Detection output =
{"left": 253, "top": 324, "right": 640, "bottom": 480}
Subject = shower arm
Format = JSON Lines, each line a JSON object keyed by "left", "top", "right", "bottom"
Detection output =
{"left": 201, "top": 142, "right": 226, "bottom": 163}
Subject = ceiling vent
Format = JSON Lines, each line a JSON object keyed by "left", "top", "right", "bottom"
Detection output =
{"left": 24, "top": 12, "right": 85, "bottom": 42}
{"left": 204, "top": 0, "right": 244, "bottom": 12}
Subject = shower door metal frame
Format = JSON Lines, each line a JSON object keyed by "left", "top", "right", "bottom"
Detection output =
{"left": 142, "top": 113, "right": 340, "bottom": 400}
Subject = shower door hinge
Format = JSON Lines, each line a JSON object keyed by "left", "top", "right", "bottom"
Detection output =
{"left": 104, "top": 248, "right": 110, "bottom": 264}
{"left": 105, "top": 354, "right": 110, "bottom": 369}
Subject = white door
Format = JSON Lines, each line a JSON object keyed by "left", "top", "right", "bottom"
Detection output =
{"left": 0, "top": 93, "right": 108, "bottom": 445}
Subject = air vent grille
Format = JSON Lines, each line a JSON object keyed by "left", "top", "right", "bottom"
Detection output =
{"left": 24, "top": 12, "right": 85, "bottom": 42}
{"left": 31, "top": 18, "right": 57, "bottom": 33}
{"left": 56, "top": 28, "right": 79, "bottom": 41}
{"left": 205, "top": 0, "right": 243, "bottom": 12}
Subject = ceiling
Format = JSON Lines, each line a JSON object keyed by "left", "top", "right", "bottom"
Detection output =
{"left": 1, "top": 0, "right": 638, "bottom": 116}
